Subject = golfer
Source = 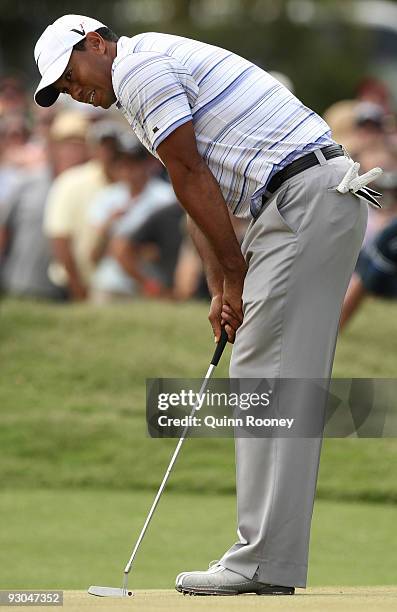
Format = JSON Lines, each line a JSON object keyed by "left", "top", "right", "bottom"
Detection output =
{"left": 34, "top": 15, "right": 380, "bottom": 596}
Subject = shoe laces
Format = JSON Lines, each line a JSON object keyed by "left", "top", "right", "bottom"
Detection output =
{"left": 208, "top": 559, "right": 220, "bottom": 569}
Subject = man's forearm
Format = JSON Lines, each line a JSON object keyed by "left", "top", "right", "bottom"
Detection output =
{"left": 156, "top": 121, "right": 247, "bottom": 341}
{"left": 166, "top": 157, "right": 246, "bottom": 281}
{"left": 109, "top": 237, "right": 147, "bottom": 285}
{"left": 339, "top": 274, "right": 367, "bottom": 329}
{"left": 186, "top": 216, "right": 223, "bottom": 297}
{"left": 91, "top": 225, "right": 111, "bottom": 264}
{"left": 51, "top": 237, "right": 86, "bottom": 300}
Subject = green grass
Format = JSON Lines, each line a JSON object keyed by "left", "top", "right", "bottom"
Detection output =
{"left": 0, "top": 490, "right": 396, "bottom": 590}
{"left": 1, "top": 299, "right": 396, "bottom": 590}
{"left": 0, "top": 298, "right": 396, "bottom": 502}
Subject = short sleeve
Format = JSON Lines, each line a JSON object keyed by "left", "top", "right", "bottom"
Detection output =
{"left": 113, "top": 52, "right": 199, "bottom": 152}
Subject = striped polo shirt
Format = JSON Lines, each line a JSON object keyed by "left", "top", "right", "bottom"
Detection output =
{"left": 112, "top": 33, "right": 333, "bottom": 218}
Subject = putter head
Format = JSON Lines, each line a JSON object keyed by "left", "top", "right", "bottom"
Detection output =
{"left": 88, "top": 586, "right": 134, "bottom": 598}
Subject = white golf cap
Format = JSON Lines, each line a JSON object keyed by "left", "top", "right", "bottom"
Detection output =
{"left": 34, "top": 14, "right": 106, "bottom": 107}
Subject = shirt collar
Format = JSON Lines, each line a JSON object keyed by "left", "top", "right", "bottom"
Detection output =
{"left": 112, "top": 37, "right": 128, "bottom": 110}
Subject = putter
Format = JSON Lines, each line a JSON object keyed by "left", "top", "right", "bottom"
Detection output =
{"left": 89, "top": 327, "right": 229, "bottom": 598}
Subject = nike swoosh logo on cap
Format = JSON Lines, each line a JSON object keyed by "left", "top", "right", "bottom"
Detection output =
{"left": 71, "top": 26, "right": 85, "bottom": 36}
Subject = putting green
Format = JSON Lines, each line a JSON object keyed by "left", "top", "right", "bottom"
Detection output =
{"left": 30, "top": 588, "right": 397, "bottom": 611}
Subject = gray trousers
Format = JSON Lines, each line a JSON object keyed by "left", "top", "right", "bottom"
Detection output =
{"left": 219, "top": 156, "right": 368, "bottom": 588}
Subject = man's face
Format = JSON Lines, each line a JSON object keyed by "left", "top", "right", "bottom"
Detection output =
{"left": 117, "top": 155, "right": 149, "bottom": 184}
{"left": 54, "top": 32, "right": 117, "bottom": 109}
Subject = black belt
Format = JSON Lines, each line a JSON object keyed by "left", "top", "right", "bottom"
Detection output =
{"left": 261, "top": 144, "right": 345, "bottom": 209}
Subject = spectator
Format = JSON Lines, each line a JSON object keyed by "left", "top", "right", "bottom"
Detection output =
{"left": 48, "top": 111, "right": 89, "bottom": 174}
{"left": 28, "top": 103, "right": 58, "bottom": 165}
{"left": 0, "top": 111, "right": 89, "bottom": 300}
{"left": 110, "top": 203, "right": 184, "bottom": 300}
{"left": 0, "top": 75, "right": 28, "bottom": 117}
{"left": 323, "top": 100, "right": 358, "bottom": 153}
{"left": 43, "top": 120, "right": 123, "bottom": 300}
{"left": 173, "top": 232, "right": 208, "bottom": 301}
{"left": 323, "top": 100, "right": 390, "bottom": 159}
{"left": 0, "top": 113, "right": 45, "bottom": 170}
{"left": 173, "top": 215, "right": 248, "bottom": 301}
{"left": 340, "top": 217, "right": 397, "bottom": 329}
{"left": 341, "top": 154, "right": 397, "bottom": 329}
{"left": 31, "top": 104, "right": 58, "bottom": 144}
{"left": 356, "top": 77, "right": 391, "bottom": 114}
{"left": 0, "top": 117, "right": 23, "bottom": 206}
{"left": 357, "top": 147, "right": 397, "bottom": 245}
{"left": 352, "top": 102, "right": 388, "bottom": 157}
{"left": 89, "top": 132, "right": 182, "bottom": 302}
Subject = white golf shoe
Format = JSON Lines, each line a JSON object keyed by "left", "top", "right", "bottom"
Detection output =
{"left": 175, "top": 563, "right": 295, "bottom": 596}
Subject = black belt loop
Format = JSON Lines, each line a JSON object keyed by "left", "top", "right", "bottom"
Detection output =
{"left": 259, "top": 143, "right": 345, "bottom": 216}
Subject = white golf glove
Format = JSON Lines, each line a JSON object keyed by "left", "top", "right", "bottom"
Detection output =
{"left": 336, "top": 162, "right": 383, "bottom": 209}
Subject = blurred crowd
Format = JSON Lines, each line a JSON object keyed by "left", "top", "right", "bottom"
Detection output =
{"left": 0, "top": 74, "right": 222, "bottom": 304}
{"left": 323, "top": 78, "right": 397, "bottom": 327}
{"left": 1, "top": 73, "right": 397, "bottom": 319}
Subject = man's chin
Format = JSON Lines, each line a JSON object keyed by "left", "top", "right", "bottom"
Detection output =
{"left": 98, "top": 96, "right": 117, "bottom": 110}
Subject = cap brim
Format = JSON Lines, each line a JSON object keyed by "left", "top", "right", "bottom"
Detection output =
{"left": 34, "top": 49, "right": 72, "bottom": 107}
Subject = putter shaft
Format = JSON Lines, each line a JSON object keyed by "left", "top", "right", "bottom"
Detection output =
{"left": 123, "top": 364, "right": 215, "bottom": 579}
{"left": 121, "top": 329, "right": 228, "bottom": 592}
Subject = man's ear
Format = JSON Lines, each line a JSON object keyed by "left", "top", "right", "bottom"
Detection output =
{"left": 85, "top": 31, "right": 106, "bottom": 54}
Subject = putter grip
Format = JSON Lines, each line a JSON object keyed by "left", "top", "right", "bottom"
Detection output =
{"left": 211, "top": 327, "right": 228, "bottom": 366}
